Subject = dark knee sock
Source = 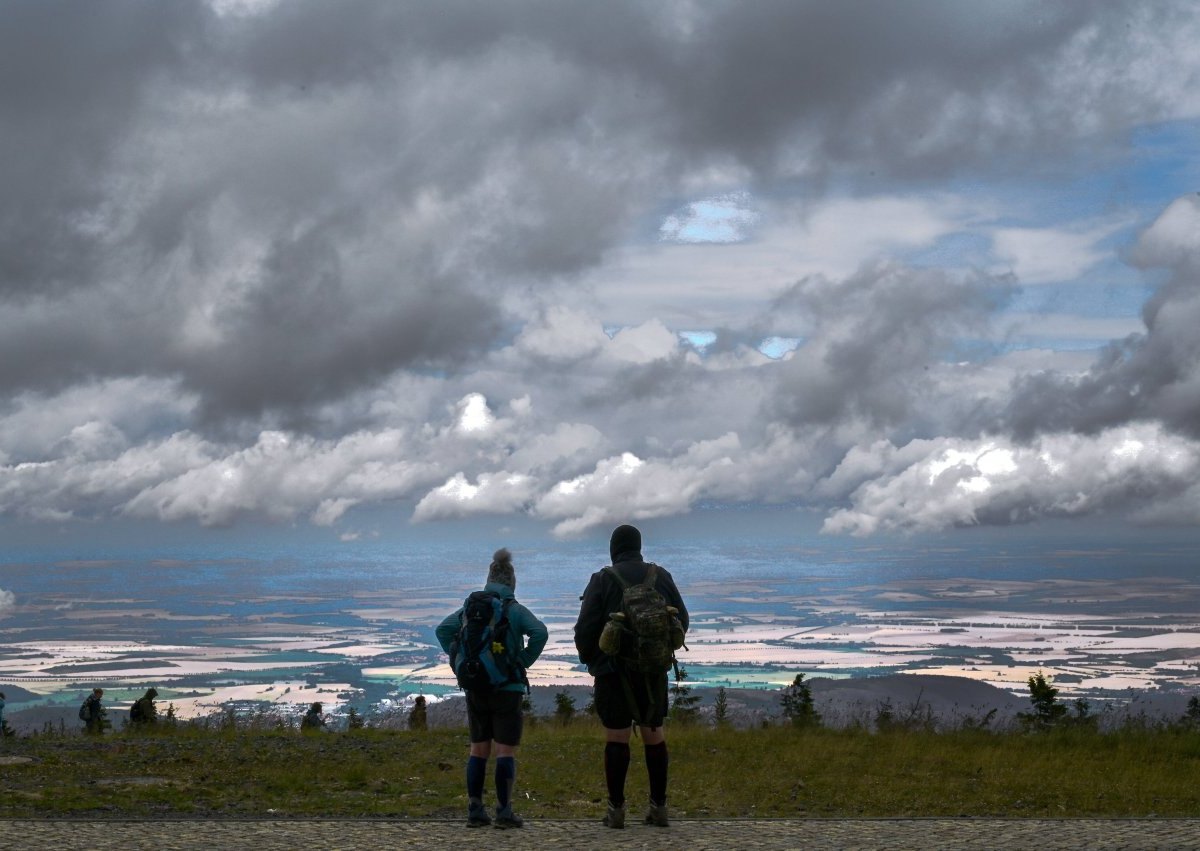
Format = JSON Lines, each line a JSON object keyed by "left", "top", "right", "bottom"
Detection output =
{"left": 466, "top": 755, "right": 487, "bottom": 801}
{"left": 604, "top": 742, "right": 631, "bottom": 806}
{"left": 644, "top": 742, "right": 668, "bottom": 805}
{"left": 495, "top": 756, "right": 516, "bottom": 809}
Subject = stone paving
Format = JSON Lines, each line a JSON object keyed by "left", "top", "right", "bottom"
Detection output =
{"left": 5, "top": 818, "right": 1200, "bottom": 850}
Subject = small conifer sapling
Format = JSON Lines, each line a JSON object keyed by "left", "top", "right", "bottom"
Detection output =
{"left": 781, "top": 673, "right": 821, "bottom": 729}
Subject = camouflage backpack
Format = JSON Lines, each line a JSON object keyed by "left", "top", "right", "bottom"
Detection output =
{"left": 602, "top": 563, "right": 684, "bottom": 674}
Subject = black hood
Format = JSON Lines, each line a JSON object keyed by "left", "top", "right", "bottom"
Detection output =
{"left": 609, "top": 524, "right": 642, "bottom": 563}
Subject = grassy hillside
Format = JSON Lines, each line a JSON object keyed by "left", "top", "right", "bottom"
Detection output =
{"left": 3, "top": 720, "right": 1200, "bottom": 818}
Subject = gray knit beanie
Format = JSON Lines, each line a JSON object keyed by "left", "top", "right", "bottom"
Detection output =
{"left": 487, "top": 548, "right": 516, "bottom": 591}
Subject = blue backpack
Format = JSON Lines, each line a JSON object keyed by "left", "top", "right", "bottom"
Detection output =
{"left": 451, "top": 590, "right": 516, "bottom": 693}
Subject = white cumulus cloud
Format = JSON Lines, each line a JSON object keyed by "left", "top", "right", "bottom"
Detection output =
{"left": 1133, "top": 194, "right": 1200, "bottom": 268}
{"left": 455, "top": 394, "right": 495, "bottom": 435}
{"left": 535, "top": 435, "right": 750, "bottom": 537}
{"left": 120, "top": 428, "right": 431, "bottom": 526}
{"left": 823, "top": 424, "right": 1200, "bottom": 535}
{"left": 515, "top": 306, "right": 612, "bottom": 361}
{"left": 990, "top": 220, "right": 1122, "bottom": 284}
{"left": 413, "top": 471, "right": 537, "bottom": 522}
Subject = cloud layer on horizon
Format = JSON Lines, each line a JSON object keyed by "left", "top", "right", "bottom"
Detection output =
{"left": 3, "top": 1, "right": 1200, "bottom": 539}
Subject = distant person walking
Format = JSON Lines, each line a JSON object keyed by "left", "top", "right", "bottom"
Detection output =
{"left": 129, "top": 687, "right": 158, "bottom": 727}
{"left": 407, "top": 695, "right": 428, "bottom": 731}
{"left": 436, "top": 548, "right": 548, "bottom": 829}
{"left": 575, "top": 524, "right": 689, "bottom": 829}
{"left": 301, "top": 702, "right": 326, "bottom": 732}
{"left": 80, "top": 688, "right": 106, "bottom": 735}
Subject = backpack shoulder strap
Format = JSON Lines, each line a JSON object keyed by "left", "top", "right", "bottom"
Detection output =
{"left": 641, "top": 563, "right": 659, "bottom": 588}
{"left": 494, "top": 597, "right": 526, "bottom": 686}
{"left": 602, "top": 565, "right": 631, "bottom": 590}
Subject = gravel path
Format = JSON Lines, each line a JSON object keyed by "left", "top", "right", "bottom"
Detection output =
{"left": 6, "top": 818, "right": 1200, "bottom": 850}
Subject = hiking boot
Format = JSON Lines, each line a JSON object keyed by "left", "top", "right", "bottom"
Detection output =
{"left": 467, "top": 799, "right": 491, "bottom": 828}
{"left": 602, "top": 800, "right": 626, "bottom": 829}
{"left": 644, "top": 800, "right": 669, "bottom": 827}
{"left": 494, "top": 804, "right": 524, "bottom": 829}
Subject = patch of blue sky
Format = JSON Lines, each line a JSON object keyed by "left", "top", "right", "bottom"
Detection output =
{"left": 1122, "top": 119, "right": 1200, "bottom": 209}
{"left": 759, "top": 336, "right": 801, "bottom": 359}
{"left": 998, "top": 336, "right": 1116, "bottom": 354}
{"left": 679, "top": 331, "right": 717, "bottom": 351}
{"left": 898, "top": 123, "right": 1195, "bottom": 241}
{"left": 1006, "top": 279, "right": 1153, "bottom": 319}
{"left": 659, "top": 191, "right": 758, "bottom": 244}
{"left": 902, "top": 134, "right": 1188, "bottom": 327}
{"left": 1021, "top": 121, "right": 1195, "bottom": 226}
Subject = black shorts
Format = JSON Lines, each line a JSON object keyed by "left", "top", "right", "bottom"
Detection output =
{"left": 594, "top": 670, "right": 669, "bottom": 730}
{"left": 466, "top": 689, "right": 524, "bottom": 746}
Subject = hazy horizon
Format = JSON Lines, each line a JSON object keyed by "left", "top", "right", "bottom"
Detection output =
{"left": 4, "top": 519, "right": 1199, "bottom": 724}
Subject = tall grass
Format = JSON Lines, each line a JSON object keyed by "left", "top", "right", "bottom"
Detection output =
{"left": 4, "top": 716, "right": 1200, "bottom": 818}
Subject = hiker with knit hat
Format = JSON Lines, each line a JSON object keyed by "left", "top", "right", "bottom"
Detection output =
{"left": 80, "top": 688, "right": 107, "bottom": 735}
{"left": 437, "top": 548, "right": 548, "bottom": 829}
{"left": 574, "top": 524, "right": 689, "bottom": 829}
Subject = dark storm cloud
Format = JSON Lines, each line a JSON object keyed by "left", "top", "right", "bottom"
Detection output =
{"left": 175, "top": 231, "right": 501, "bottom": 419}
{"left": 768, "top": 264, "right": 1011, "bottom": 432}
{"left": 815, "top": 197, "right": 1200, "bottom": 535}
{"left": 0, "top": 1, "right": 205, "bottom": 297}
{"left": 5, "top": 1, "right": 1200, "bottom": 533}
{"left": 0, "top": 1, "right": 655, "bottom": 418}
{"left": 1004, "top": 292, "right": 1200, "bottom": 442}
{"left": 3, "top": 0, "right": 1190, "bottom": 424}
{"left": 659, "top": 2, "right": 1099, "bottom": 176}
{"left": 1003, "top": 198, "right": 1200, "bottom": 440}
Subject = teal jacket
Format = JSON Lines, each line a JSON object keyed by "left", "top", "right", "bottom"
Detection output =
{"left": 436, "top": 582, "right": 548, "bottom": 693}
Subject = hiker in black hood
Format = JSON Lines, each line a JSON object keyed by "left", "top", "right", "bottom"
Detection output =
{"left": 574, "top": 524, "right": 689, "bottom": 829}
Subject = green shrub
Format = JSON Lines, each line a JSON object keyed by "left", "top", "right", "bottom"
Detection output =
{"left": 553, "top": 691, "right": 575, "bottom": 726}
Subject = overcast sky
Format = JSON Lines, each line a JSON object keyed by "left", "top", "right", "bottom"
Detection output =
{"left": 2, "top": 0, "right": 1200, "bottom": 551}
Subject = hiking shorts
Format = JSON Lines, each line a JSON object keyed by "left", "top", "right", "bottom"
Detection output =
{"left": 466, "top": 689, "right": 524, "bottom": 746}
{"left": 594, "top": 670, "right": 669, "bottom": 730}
